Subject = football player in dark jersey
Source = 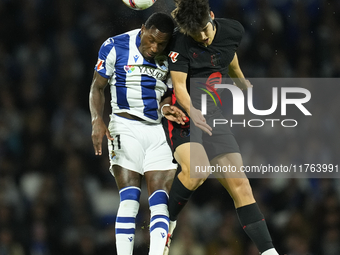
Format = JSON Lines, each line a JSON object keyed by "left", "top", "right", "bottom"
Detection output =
{"left": 163, "top": 0, "right": 279, "bottom": 255}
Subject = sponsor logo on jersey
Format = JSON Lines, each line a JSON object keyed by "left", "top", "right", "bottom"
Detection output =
{"left": 124, "top": 65, "right": 136, "bottom": 73}
{"left": 137, "top": 66, "right": 167, "bottom": 80}
{"left": 96, "top": 58, "right": 105, "bottom": 71}
{"left": 133, "top": 55, "right": 139, "bottom": 62}
{"left": 169, "top": 51, "right": 179, "bottom": 63}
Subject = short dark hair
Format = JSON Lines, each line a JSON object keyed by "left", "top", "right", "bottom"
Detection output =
{"left": 172, "top": 0, "right": 210, "bottom": 34}
{"left": 145, "top": 13, "right": 174, "bottom": 34}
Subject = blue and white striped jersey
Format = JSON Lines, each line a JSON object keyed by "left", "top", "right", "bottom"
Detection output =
{"left": 95, "top": 29, "right": 171, "bottom": 123}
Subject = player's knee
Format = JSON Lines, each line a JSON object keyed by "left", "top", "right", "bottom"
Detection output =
{"left": 179, "top": 166, "right": 206, "bottom": 190}
{"left": 232, "top": 178, "right": 254, "bottom": 198}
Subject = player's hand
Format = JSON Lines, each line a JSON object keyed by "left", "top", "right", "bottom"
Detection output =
{"left": 162, "top": 105, "right": 187, "bottom": 125}
{"left": 91, "top": 118, "right": 114, "bottom": 155}
{"left": 233, "top": 79, "right": 253, "bottom": 90}
{"left": 190, "top": 108, "right": 212, "bottom": 136}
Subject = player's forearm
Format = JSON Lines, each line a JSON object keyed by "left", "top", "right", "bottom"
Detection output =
{"left": 160, "top": 96, "right": 171, "bottom": 108}
{"left": 89, "top": 86, "right": 106, "bottom": 123}
{"left": 174, "top": 85, "right": 191, "bottom": 115}
{"left": 229, "top": 67, "right": 247, "bottom": 87}
{"left": 228, "top": 65, "right": 244, "bottom": 79}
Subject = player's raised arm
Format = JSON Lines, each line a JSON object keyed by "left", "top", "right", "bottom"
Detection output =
{"left": 228, "top": 53, "right": 253, "bottom": 90}
{"left": 89, "top": 70, "right": 114, "bottom": 155}
{"left": 171, "top": 70, "right": 212, "bottom": 135}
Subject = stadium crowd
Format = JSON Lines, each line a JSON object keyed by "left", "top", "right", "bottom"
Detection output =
{"left": 0, "top": 0, "right": 340, "bottom": 254}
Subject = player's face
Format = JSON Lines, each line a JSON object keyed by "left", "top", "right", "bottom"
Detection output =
{"left": 188, "top": 11, "right": 216, "bottom": 47}
{"left": 139, "top": 25, "right": 171, "bottom": 61}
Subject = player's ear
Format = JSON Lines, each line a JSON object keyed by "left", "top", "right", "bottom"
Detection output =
{"left": 141, "top": 24, "right": 146, "bottom": 35}
{"left": 210, "top": 11, "right": 215, "bottom": 20}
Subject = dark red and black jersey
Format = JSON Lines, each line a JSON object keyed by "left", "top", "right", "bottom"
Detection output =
{"left": 168, "top": 18, "right": 244, "bottom": 111}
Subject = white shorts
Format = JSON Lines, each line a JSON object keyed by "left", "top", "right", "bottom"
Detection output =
{"left": 107, "top": 114, "right": 177, "bottom": 175}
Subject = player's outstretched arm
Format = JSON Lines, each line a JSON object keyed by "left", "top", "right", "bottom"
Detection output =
{"left": 160, "top": 98, "right": 187, "bottom": 125}
{"left": 89, "top": 71, "right": 114, "bottom": 155}
{"left": 228, "top": 53, "right": 253, "bottom": 90}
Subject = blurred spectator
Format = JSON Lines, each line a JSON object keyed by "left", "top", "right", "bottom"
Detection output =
{"left": 0, "top": 228, "right": 25, "bottom": 255}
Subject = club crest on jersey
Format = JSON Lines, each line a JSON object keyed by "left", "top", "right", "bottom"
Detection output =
{"left": 155, "top": 55, "right": 168, "bottom": 71}
{"left": 124, "top": 65, "right": 136, "bottom": 73}
{"left": 110, "top": 150, "right": 116, "bottom": 160}
{"left": 169, "top": 51, "right": 179, "bottom": 63}
{"left": 96, "top": 58, "right": 105, "bottom": 71}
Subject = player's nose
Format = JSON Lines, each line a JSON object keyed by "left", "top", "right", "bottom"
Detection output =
{"left": 151, "top": 44, "right": 162, "bottom": 55}
{"left": 200, "top": 31, "right": 207, "bottom": 40}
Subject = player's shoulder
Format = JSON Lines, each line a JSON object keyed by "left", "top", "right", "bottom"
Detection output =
{"left": 169, "top": 28, "right": 190, "bottom": 52}
{"left": 172, "top": 28, "right": 188, "bottom": 42}
{"left": 101, "top": 29, "right": 140, "bottom": 48}
{"left": 216, "top": 18, "right": 244, "bottom": 35}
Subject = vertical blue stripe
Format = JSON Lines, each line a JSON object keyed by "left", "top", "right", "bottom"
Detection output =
{"left": 114, "top": 34, "right": 130, "bottom": 110}
{"left": 141, "top": 74, "right": 158, "bottom": 120}
{"left": 136, "top": 31, "right": 141, "bottom": 48}
{"left": 137, "top": 30, "right": 159, "bottom": 120}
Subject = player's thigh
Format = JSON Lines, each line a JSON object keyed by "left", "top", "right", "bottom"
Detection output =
{"left": 143, "top": 123, "right": 177, "bottom": 172}
{"left": 174, "top": 142, "right": 210, "bottom": 190}
{"left": 204, "top": 110, "right": 240, "bottom": 160}
{"left": 143, "top": 124, "right": 177, "bottom": 195}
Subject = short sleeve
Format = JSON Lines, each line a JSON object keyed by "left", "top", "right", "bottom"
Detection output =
{"left": 225, "top": 19, "right": 244, "bottom": 48}
{"left": 168, "top": 33, "right": 189, "bottom": 73}
{"left": 94, "top": 37, "right": 116, "bottom": 79}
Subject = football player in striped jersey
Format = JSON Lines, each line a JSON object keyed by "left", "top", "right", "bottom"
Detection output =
{"left": 89, "top": 12, "right": 185, "bottom": 255}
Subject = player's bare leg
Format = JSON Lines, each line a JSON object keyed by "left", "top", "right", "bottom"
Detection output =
{"left": 175, "top": 142, "right": 210, "bottom": 190}
{"left": 210, "top": 152, "right": 255, "bottom": 207}
{"left": 212, "top": 153, "right": 279, "bottom": 255}
{"left": 113, "top": 166, "right": 142, "bottom": 255}
{"left": 164, "top": 143, "right": 210, "bottom": 255}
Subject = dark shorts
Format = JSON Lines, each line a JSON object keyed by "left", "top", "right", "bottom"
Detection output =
{"left": 162, "top": 107, "right": 240, "bottom": 161}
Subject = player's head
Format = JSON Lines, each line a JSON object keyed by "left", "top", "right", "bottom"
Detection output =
{"left": 172, "top": 0, "right": 216, "bottom": 47}
{"left": 139, "top": 13, "right": 174, "bottom": 61}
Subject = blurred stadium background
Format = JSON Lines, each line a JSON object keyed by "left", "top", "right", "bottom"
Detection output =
{"left": 0, "top": 0, "right": 340, "bottom": 254}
